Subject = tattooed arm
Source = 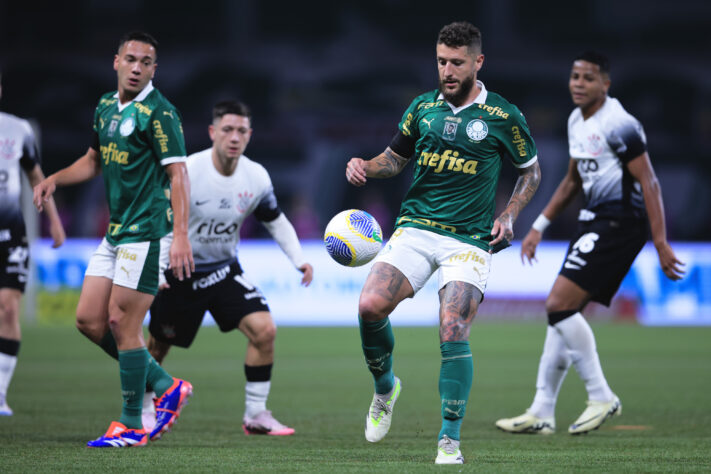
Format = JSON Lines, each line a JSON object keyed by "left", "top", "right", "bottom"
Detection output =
{"left": 490, "top": 161, "right": 541, "bottom": 251}
{"left": 346, "top": 147, "right": 410, "bottom": 187}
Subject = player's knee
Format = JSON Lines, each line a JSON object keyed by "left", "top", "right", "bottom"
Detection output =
{"left": 252, "top": 322, "right": 276, "bottom": 351}
{"left": 358, "top": 294, "right": 391, "bottom": 322}
{"left": 75, "top": 312, "right": 104, "bottom": 341}
{"left": 0, "top": 294, "right": 20, "bottom": 324}
{"left": 545, "top": 294, "right": 568, "bottom": 315}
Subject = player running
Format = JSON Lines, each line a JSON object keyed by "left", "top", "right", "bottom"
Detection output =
{"left": 0, "top": 71, "right": 65, "bottom": 416}
{"left": 33, "top": 32, "right": 194, "bottom": 447}
{"left": 495, "top": 51, "right": 684, "bottom": 436}
{"left": 345, "top": 22, "right": 541, "bottom": 464}
{"left": 143, "top": 100, "right": 313, "bottom": 436}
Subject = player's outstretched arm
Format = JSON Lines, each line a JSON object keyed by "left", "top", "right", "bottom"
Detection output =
{"left": 165, "top": 162, "right": 194, "bottom": 281}
{"left": 626, "top": 152, "right": 684, "bottom": 281}
{"left": 521, "top": 159, "right": 582, "bottom": 264}
{"left": 25, "top": 164, "right": 65, "bottom": 248}
{"left": 262, "top": 213, "right": 313, "bottom": 286}
{"left": 491, "top": 161, "right": 541, "bottom": 254}
{"left": 33, "top": 148, "right": 101, "bottom": 212}
{"left": 346, "top": 147, "right": 410, "bottom": 187}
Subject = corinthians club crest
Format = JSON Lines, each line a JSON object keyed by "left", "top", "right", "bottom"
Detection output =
{"left": 466, "top": 119, "right": 488, "bottom": 141}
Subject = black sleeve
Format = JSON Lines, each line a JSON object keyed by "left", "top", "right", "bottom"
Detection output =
{"left": 388, "top": 130, "right": 416, "bottom": 159}
{"left": 253, "top": 189, "right": 282, "bottom": 222}
{"left": 90, "top": 131, "right": 100, "bottom": 152}
{"left": 608, "top": 122, "right": 647, "bottom": 164}
{"left": 19, "top": 128, "right": 41, "bottom": 171}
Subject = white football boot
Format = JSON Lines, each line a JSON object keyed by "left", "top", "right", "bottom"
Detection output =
{"left": 364, "top": 376, "right": 401, "bottom": 442}
{"left": 568, "top": 395, "right": 621, "bottom": 434}
{"left": 435, "top": 435, "right": 464, "bottom": 464}
{"left": 496, "top": 410, "right": 555, "bottom": 434}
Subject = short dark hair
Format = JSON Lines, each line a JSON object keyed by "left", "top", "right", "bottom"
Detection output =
{"left": 575, "top": 51, "right": 610, "bottom": 75}
{"left": 437, "top": 22, "right": 482, "bottom": 53}
{"left": 118, "top": 31, "right": 159, "bottom": 54}
{"left": 212, "top": 100, "right": 251, "bottom": 122}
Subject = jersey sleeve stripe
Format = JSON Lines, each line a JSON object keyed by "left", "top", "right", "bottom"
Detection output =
{"left": 513, "top": 155, "right": 538, "bottom": 169}
{"left": 160, "top": 156, "right": 187, "bottom": 166}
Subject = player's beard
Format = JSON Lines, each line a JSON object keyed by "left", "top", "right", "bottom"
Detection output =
{"left": 440, "top": 74, "right": 475, "bottom": 106}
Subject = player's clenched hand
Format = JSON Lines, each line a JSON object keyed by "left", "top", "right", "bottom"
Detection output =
{"left": 298, "top": 263, "right": 313, "bottom": 287}
{"left": 655, "top": 241, "right": 685, "bottom": 281}
{"left": 346, "top": 158, "right": 368, "bottom": 186}
{"left": 170, "top": 233, "right": 194, "bottom": 281}
{"left": 520, "top": 229, "right": 542, "bottom": 265}
{"left": 33, "top": 177, "right": 56, "bottom": 212}
{"left": 490, "top": 214, "right": 514, "bottom": 254}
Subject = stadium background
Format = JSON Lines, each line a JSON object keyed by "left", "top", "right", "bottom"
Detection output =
{"left": 1, "top": 0, "right": 710, "bottom": 325}
{"left": 2, "top": 2, "right": 711, "bottom": 471}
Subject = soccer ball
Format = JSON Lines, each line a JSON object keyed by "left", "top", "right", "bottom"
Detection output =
{"left": 324, "top": 209, "right": 383, "bottom": 267}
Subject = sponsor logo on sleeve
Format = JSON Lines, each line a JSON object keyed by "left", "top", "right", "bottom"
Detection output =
{"left": 153, "top": 120, "right": 170, "bottom": 153}
{"left": 511, "top": 126, "right": 528, "bottom": 157}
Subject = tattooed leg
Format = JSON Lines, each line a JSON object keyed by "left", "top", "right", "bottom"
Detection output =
{"left": 358, "top": 263, "right": 412, "bottom": 394}
{"left": 359, "top": 262, "right": 414, "bottom": 322}
{"left": 437, "top": 281, "right": 480, "bottom": 440}
{"left": 438, "top": 281, "right": 482, "bottom": 342}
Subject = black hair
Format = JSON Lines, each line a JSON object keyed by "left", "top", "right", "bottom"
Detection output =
{"left": 575, "top": 51, "right": 610, "bottom": 75}
{"left": 437, "top": 22, "right": 482, "bottom": 53}
{"left": 212, "top": 100, "right": 251, "bottom": 122}
{"left": 118, "top": 31, "right": 159, "bottom": 54}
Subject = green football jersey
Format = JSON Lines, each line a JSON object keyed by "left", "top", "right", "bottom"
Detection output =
{"left": 92, "top": 83, "right": 186, "bottom": 245}
{"left": 394, "top": 83, "right": 537, "bottom": 251}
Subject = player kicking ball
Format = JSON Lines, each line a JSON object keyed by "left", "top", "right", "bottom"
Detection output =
{"left": 143, "top": 100, "right": 313, "bottom": 437}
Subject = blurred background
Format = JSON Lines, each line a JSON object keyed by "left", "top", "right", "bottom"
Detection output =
{"left": 2, "top": 0, "right": 710, "bottom": 241}
{"left": 2, "top": 0, "right": 710, "bottom": 325}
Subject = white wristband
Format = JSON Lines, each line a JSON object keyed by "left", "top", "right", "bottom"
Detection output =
{"left": 532, "top": 214, "right": 551, "bottom": 233}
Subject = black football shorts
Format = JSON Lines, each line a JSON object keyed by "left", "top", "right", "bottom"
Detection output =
{"left": 149, "top": 260, "right": 270, "bottom": 347}
{"left": 0, "top": 223, "right": 29, "bottom": 292}
{"left": 559, "top": 217, "right": 647, "bottom": 306}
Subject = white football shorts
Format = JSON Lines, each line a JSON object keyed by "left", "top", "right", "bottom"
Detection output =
{"left": 85, "top": 233, "right": 172, "bottom": 295}
{"left": 373, "top": 226, "right": 491, "bottom": 296}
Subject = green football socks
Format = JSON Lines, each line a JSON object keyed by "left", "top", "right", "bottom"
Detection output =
{"left": 99, "top": 331, "right": 165, "bottom": 393}
{"left": 359, "top": 317, "right": 395, "bottom": 394}
{"left": 146, "top": 354, "right": 173, "bottom": 397}
{"left": 99, "top": 331, "right": 119, "bottom": 360}
{"left": 438, "top": 341, "right": 473, "bottom": 441}
{"left": 118, "top": 348, "right": 148, "bottom": 429}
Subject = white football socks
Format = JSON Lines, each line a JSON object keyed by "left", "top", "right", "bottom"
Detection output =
{"left": 529, "top": 325, "right": 572, "bottom": 418}
{"left": 554, "top": 312, "right": 614, "bottom": 402}
{"left": 0, "top": 352, "right": 18, "bottom": 404}
{"left": 245, "top": 381, "right": 271, "bottom": 418}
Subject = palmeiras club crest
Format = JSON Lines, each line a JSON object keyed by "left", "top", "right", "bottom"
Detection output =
{"left": 466, "top": 119, "right": 488, "bottom": 141}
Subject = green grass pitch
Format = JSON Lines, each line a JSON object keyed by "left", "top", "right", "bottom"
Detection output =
{"left": 1, "top": 323, "right": 710, "bottom": 472}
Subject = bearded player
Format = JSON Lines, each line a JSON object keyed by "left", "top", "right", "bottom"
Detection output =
{"left": 346, "top": 22, "right": 541, "bottom": 464}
